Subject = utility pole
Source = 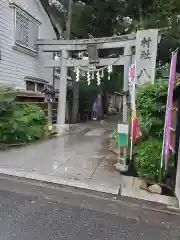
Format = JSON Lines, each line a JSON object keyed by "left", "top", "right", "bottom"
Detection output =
{"left": 64, "top": 0, "right": 73, "bottom": 40}
{"left": 48, "top": 0, "right": 73, "bottom": 127}
{"left": 64, "top": 0, "right": 79, "bottom": 124}
{"left": 65, "top": 0, "right": 74, "bottom": 124}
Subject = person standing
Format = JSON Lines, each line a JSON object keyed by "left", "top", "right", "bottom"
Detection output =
{"left": 92, "top": 93, "right": 102, "bottom": 121}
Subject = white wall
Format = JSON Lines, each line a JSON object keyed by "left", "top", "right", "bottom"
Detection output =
{"left": 0, "top": 0, "right": 56, "bottom": 89}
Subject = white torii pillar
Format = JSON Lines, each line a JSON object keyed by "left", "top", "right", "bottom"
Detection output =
{"left": 57, "top": 49, "right": 68, "bottom": 134}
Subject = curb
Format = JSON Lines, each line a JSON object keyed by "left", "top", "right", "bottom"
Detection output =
{"left": 120, "top": 175, "right": 179, "bottom": 208}
{"left": 0, "top": 168, "right": 121, "bottom": 196}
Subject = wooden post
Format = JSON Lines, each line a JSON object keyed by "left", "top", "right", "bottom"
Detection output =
{"left": 72, "top": 76, "right": 79, "bottom": 123}
{"left": 48, "top": 102, "right": 52, "bottom": 125}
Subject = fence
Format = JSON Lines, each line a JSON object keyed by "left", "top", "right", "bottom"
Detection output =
{"left": 16, "top": 91, "right": 58, "bottom": 124}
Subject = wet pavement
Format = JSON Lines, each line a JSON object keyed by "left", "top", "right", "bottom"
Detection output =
{"left": 0, "top": 123, "right": 121, "bottom": 194}
{"left": 0, "top": 177, "right": 180, "bottom": 240}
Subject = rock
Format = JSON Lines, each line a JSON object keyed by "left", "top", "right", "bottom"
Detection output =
{"left": 148, "top": 184, "right": 162, "bottom": 195}
{"left": 140, "top": 180, "right": 148, "bottom": 190}
{"left": 115, "top": 162, "right": 128, "bottom": 172}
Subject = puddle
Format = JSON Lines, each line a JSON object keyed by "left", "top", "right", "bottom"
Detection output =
{"left": 85, "top": 129, "right": 106, "bottom": 136}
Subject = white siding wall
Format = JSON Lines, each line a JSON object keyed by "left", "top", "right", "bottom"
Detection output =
{"left": 0, "top": 0, "right": 56, "bottom": 89}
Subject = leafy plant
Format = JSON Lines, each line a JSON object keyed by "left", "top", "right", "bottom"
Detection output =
{"left": 136, "top": 79, "right": 168, "bottom": 138}
{"left": 11, "top": 104, "right": 47, "bottom": 143}
{"left": 134, "top": 79, "right": 169, "bottom": 183}
{"left": 134, "top": 139, "right": 162, "bottom": 182}
{"left": 0, "top": 87, "right": 17, "bottom": 144}
{"left": 0, "top": 86, "right": 47, "bottom": 146}
{"left": 0, "top": 87, "right": 16, "bottom": 119}
{"left": 108, "top": 128, "right": 118, "bottom": 150}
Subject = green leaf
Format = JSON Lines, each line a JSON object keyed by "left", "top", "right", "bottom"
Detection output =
{"left": 134, "top": 139, "right": 162, "bottom": 182}
{"left": 137, "top": 79, "right": 168, "bottom": 138}
{"left": 0, "top": 86, "right": 47, "bottom": 145}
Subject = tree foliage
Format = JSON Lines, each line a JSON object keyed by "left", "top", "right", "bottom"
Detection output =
{"left": 48, "top": 0, "right": 180, "bottom": 65}
{"left": 72, "top": 0, "right": 126, "bottom": 38}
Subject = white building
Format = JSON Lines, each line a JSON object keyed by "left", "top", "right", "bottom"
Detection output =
{"left": 0, "top": 0, "right": 60, "bottom": 91}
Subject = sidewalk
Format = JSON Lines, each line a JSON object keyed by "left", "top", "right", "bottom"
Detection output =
{"left": 0, "top": 124, "right": 121, "bottom": 195}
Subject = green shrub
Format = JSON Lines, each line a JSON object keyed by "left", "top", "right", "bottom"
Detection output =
{"left": 134, "top": 79, "right": 169, "bottom": 182}
{"left": 136, "top": 79, "right": 168, "bottom": 138}
{"left": 134, "top": 139, "right": 162, "bottom": 182}
{"left": 0, "top": 86, "right": 47, "bottom": 146}
{"left": 0, "top": 87, "right": 17, "bottom": 144}
{"left": 0, "top": 87, "right": 16, "bottom": 119}
{"left": 11, "top": 104, "right": 47, "bottom": 143}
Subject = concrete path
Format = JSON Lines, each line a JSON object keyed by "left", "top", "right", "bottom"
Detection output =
{"left": 0, "top": 124, "right": 121, "bottom": 195}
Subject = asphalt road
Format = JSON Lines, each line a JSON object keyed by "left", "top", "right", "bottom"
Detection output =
{"left": 0, "top": 175, "right": 180, "bottom": 240}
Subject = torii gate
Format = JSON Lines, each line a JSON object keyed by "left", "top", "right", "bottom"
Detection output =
{"left": 37, "top": 34, "right": 136, "bottom": 133}
{"left": 37, "top": 30, "right": 158, "bottom": 134}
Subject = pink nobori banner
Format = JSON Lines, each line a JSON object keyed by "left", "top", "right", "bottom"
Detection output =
{"left": 163, "top": 51, "right": 177, "bottom": 165}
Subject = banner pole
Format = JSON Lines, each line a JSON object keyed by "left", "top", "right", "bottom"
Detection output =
{"left": 129, "top": 64, "right": 135, "bottom": 161}
{"left": 159, "top": 137, "right": 165, "bottom": 181}
{"left": 130, "top": 115, "right": 133, "bottom": 161}
{"left": 159, "top": 49, "right": 178, "bottom": 181}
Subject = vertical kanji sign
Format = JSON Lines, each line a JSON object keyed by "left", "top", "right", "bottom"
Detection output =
{"left": 135, "top": 29, "right": 158, "bottom": 85}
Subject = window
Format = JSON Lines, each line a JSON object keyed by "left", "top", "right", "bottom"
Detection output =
{"left": 26, "top": 81, "right": 35, "bottom": 91}
{"left": 26, "top": 81, "right": 46, "bottom": 92}
{"left": 10, "top": 3, "right": 41, "bottom": 52}
{"left": 36, "top": 82, "right": 45, "bottom": 92}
